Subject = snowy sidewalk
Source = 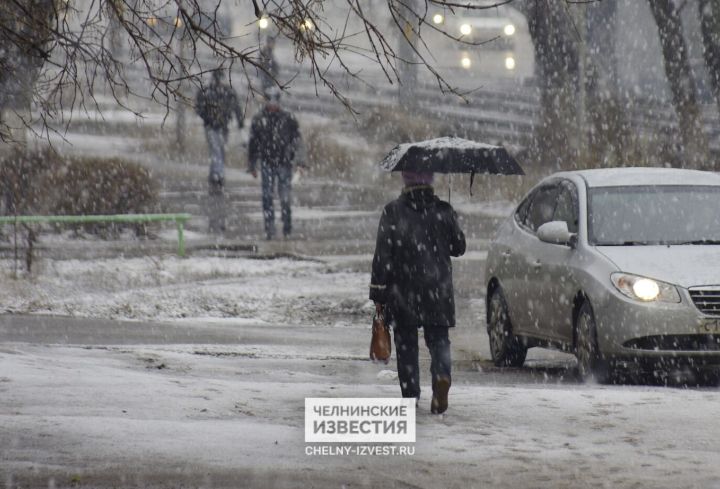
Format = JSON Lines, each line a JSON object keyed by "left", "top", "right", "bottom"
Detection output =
{"left": 2, "top": 318, "right": 720, "bottom": 489}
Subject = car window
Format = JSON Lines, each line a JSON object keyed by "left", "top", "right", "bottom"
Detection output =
{"left": 525, "top": 185, "right": 559, "bottom": 232}
{"left": 514, "top": 191, "right": 534, "bottom": 226}
{"left": 553, "top": 182, "right": 578, "bottom": 234}
{"left": 589, "top": 185, "right": 720, "bottom": 245}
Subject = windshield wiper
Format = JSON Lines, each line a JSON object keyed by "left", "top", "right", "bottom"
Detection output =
{"left": 674, "top": 239, "right": 720, "bottom": 245}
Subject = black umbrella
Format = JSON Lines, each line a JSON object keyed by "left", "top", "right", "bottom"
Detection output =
{"left": 380, "top": 136, "right": 524, "bottom": 176}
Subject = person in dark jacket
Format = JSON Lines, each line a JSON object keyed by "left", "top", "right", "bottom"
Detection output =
{"left": 195, "top": 69, "right": 244, "bottom": 233}
{"left": 369, "top": 171, "right": 466, "bottom": 414}
{"left": 248, "top": 89, "right": 305, "bottom": 240}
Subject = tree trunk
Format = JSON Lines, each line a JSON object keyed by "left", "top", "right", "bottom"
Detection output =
{"left": 397, "top": 0, "right": 419, "bottom": 110}
{"left": 0, "top": 0, "right": 57, "bottom": 150}
{"left": 648, "top": 0, "right": 709, "bottom": 168}
{"left": 699, "top": 0, "right": 720, "bottom": 119}
{"left": 523, "top": 0, "right": 580, "bottom": 169}
{"left": 584, "top": 0, "right": 631, "bottom": 167}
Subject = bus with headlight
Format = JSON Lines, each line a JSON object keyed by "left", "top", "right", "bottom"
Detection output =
{"left": 426, "top": 1, "right": 534, "bottom": 79}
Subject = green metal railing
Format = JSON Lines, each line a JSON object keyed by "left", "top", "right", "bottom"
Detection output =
{"left": 0, "top": 213, "right": 193, "bottom": 256}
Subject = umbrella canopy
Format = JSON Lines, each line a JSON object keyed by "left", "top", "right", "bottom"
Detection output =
{"left": 379, "top": 136, "right": 524, "bottom": 176}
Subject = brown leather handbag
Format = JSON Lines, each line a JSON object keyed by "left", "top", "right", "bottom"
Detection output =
{"left": 369, "top": 306, "right": 392, "bottom": 364}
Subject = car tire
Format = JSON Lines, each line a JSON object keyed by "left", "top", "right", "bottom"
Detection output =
{"left": 575, "top": 300, "right": 610, "bottom": 383}
{"left": 487, "top": 287, "right": 527, "bottom": 367}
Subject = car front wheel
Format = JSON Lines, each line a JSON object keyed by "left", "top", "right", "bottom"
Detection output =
{"left": 575, "top": 300, "right": 610, "bottom": 383}
{"left": 487, "top": 287, "right": 527, "bottom": 367}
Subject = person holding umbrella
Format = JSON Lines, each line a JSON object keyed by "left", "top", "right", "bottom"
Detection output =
{"left": 371, "top": 137, "right": 523, "bottom": 413}
{"left": 369, "top": 170, "right": 466, "bottom": 414}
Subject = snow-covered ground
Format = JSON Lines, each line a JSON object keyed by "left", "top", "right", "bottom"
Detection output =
{"left": 1, "top": 256, "right": 370, "bottom": 325}
{"left": 2, "top": 253, "right": 720, "bottom": 488}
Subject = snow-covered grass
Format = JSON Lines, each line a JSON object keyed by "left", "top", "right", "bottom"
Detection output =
{"left": 0, "top": 256, "right": 373, "bottom": 324}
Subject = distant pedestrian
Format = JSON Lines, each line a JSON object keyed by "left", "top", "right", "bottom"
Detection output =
{"left": 369, "top": 172, "right": 466, "bottom": 414}
{"left": 259, "top": 37, "right": 278, "bottom": 91}
{"left": 248, "top": 89, "right": 304, "bottom": 240}
{"left": 195, "top": 69, "right": 244, "bottom": 232}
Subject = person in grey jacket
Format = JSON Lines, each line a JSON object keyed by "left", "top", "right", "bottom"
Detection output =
{"left": 248, "top": 89, "right": 304, "bottom": 240}
{"left": 195, "top": 69, "right": 244, "bottom": 232}
{"left": 370, "top": 171, "right": 466, "bottom": 413}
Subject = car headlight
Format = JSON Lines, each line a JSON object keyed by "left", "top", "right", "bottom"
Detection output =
{"left": 504, "top": 24, "right": 515, "bottom": 36}
{"left": 504, "top": 56, "right": 516, "bottom": 70}
{"left": 610, "top": 273, "right": 681, "bottom": 303}
{"left": 461, "top": 56, "right": 471, "bottom": 69}
{"left": 460, "top": 23, "right": 472, "bottom": 36}
{"left": 433, "top": 13, "right": 444, "bottom": 24}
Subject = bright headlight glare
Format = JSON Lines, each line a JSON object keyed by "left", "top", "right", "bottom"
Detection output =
{"left": 505, "top": 56, "right": 516, "bottom": 70}
{"left": 632, "top": 279, "right": 660, "bottom": 301}
{"left": 460, "top": 23, "right": 472, "bottom": 36}
{"left": 504, "top": 24, "right": 515, "bottom": 36}
{"left": 433, "top": 13, "right": 444, "bottom": 24}
{"left": 610, "top": 273, "right": 680, "bottom": 303}
{"left": 258, "top": 17, "right": 269, "bottom": 29}
{"left": 461, "top": 56, "right": 471, "bottom": 69}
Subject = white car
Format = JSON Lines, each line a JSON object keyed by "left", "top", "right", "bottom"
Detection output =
{"left": 485, "top": 168, "right": 720, "bottom": 382}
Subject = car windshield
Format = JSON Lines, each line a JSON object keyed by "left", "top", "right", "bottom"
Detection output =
{"left": 588, "top": 185, "right": 720, "bottom": 246}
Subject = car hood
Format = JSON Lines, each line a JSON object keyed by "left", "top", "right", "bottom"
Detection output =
{"left": 596, "top": 245, "right": 720, "bottom": 288}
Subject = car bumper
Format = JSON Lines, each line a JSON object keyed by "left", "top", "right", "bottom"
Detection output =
{"left": 595, "top": 291, "right": 720, "bottom": 365}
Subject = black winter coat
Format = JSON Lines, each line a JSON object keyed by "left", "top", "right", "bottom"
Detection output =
{"left": 369, "top": 186, "right": 466, "bottom": 329}
{"left": 195, "top": 82, "right": 243, "bottom": 132}
{"left": 248, "top": 106, "right": 302, "bottom": 172}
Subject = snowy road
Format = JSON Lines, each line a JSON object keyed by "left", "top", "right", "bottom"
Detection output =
{"left": 2, "top": 255, "right": 720, "bottom": 488}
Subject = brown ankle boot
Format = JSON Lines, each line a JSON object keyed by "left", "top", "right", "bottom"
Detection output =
{"left": 430, "top": 375, "right": 451, "bottom": 414}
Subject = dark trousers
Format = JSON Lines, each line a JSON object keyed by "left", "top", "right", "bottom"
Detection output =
{"left": 207, "top": 175, "right": 226, "bottom": 233}
{"left": 261, "top": 164, "right": 292, "bottom": 238}
{"left": 393, "top": 325, "right": 451, "bottom": 399}
{"left": 205, "top": 127, "right": 227, "bottom": 233}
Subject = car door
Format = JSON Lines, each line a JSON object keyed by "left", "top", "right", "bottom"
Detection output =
{"left": 530, "top": 180, "right": 580, "bottom": 344}
{"left": 495, "top": 189, "right": 535, "bottom": 329}
{"left": 504, "top": 183, "right": 560, "bottom": 336}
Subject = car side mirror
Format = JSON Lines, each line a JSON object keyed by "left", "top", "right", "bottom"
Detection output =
{"left": 537, "top": 221, "right": 576, "bottom": 247}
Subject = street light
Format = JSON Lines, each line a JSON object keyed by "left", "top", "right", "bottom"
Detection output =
{"left": 258, "top": 17, "right": 270, "bottom": 29}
